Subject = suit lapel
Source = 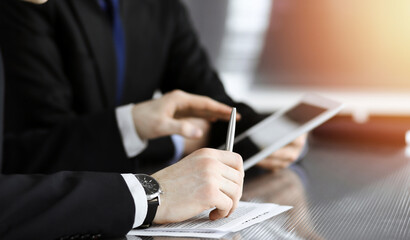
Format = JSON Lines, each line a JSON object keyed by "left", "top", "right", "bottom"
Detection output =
{"left": 70, "top": 0, "right": 117, "bottom": 107}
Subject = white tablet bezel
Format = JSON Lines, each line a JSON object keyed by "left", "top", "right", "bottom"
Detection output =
{"left": 226, "top": 94, "right": 343, "bottom": 170}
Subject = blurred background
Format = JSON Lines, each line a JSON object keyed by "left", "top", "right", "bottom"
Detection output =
{"left": 182, "top": 0, "right": 410, "bottom": 143}
{"left": 182, "top": 0, "right": 410, "bottom": 114}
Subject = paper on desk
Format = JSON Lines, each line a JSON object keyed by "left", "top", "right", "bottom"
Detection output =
{"left": 128, "top": 201, "right": 292, "bottom": 239}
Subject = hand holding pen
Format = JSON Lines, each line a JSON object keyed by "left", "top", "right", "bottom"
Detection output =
{"left": 153, "top": 107, "right": 243, "bottom": 222}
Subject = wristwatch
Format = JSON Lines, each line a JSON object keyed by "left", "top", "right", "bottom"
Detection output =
{"left": 134, "top": 174, "right": 162, "bottom": 228}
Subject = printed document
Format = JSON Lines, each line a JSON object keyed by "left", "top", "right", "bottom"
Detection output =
{"left": 128, "top": 201, "right": 292, "bottom": 238}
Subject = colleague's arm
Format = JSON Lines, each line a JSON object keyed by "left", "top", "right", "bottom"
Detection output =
{"left": 2, "top": 88, "right": 234, "bottom": 175}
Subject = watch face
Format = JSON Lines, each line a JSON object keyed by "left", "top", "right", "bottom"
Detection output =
{"left": 135, "top": 174, "right": 160, "bottom": 196}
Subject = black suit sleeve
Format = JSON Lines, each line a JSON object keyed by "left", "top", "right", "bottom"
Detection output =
{"left": 0, "top": 1, "right": 140, "bottom": 174}
{"left": 0, "top": 171, "right": 135, "bottom": 240}
{"left": 160, "top": 0, "right": 266, "bottom": 148}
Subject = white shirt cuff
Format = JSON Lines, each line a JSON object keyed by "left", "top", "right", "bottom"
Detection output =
{"left": 116, "top": 104, "right": 148, "bottom": 158}
{"left": 121, "top": 173, "right": 148, "bottom": 228}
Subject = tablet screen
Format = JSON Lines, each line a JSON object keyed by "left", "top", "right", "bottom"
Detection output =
{"left": 234, "top": 103, "right": 327, "bottom": 160}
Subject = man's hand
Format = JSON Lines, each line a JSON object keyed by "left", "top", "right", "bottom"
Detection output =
{"left": 256, "top": 134, "right": 307, "bottom": 171}
{"left": 132, "top": 90, "right": 240, "bottom": 141}
{"left": 152, "top": 148, "right": 244, "bottom": 224}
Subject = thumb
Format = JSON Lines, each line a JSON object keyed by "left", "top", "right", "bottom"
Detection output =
{"left": 165, "top": 119, "right": 203, "bottom": 139}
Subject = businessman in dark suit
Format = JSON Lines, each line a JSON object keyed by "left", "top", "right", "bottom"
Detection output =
{"left": 0, "top": 47, "right": 245, "bottom": 239}
{"left": 0, "top": 0, "right": 306, "bottom": 175}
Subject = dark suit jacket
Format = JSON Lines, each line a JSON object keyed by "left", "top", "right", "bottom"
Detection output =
{"left": 0, "top": 0, "right": 263, "bottom": 174}
{"left": 0, "top": 54, "right": 134, "bottom": 240}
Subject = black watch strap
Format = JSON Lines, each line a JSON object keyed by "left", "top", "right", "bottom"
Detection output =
{"left": 134, "top": 174, "right": 161, "bottom": 229}
{"left": 139, "top": 197, "right": 159, "bottom": 228}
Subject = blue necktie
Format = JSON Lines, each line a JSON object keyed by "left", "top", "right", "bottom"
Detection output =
{"left": 100, "top": 0, "right": 126, "bottom": 106}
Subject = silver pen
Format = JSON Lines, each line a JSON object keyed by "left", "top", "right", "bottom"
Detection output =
{"left": 225, "top": 108, "right": 236, "bottom": 152}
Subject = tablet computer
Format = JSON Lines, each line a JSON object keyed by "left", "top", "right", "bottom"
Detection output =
{"left": 221, "top": 94, "right": 343, "bottom": 170}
